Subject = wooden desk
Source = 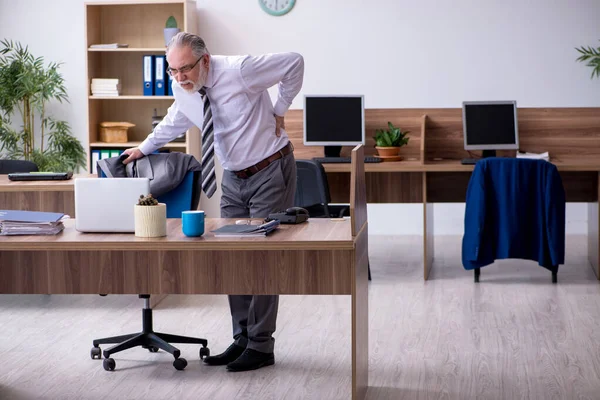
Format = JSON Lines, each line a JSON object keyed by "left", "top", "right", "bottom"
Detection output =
{"left": 319, "top": 158, "right": 600, "bottom": 281}
{"left": 0, "top": 217, "right": 369, "bottom": 398}
{"left": 0, "top": 146, "right": 370, "bottom": 399}
{"left": 284, "top": 107, "right": 600, "bottom": 280}
{"left": 0, "top": 175, "right": 89, "bottom": 217}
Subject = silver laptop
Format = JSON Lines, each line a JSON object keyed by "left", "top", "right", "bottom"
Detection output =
{"left": 74, "top": 177, "right": 150, "bottom": 233}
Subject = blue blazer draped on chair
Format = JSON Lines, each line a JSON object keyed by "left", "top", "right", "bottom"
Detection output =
{"left": 462, "top": 158, "right": 566, "bottom": 271}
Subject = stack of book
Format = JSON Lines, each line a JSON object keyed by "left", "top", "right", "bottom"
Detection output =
{"left": 91, "top": 78, "right": 121, "bottom": 97}
{"left": 0, "top": 210, "right": 66, "bottom": 236}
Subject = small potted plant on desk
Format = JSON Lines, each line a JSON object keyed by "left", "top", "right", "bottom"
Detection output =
{"left": 373, "top": 121, "right": 410, "bottom": 161}
{"left": 134, "top": 194, "right": 167, "bottom": 238}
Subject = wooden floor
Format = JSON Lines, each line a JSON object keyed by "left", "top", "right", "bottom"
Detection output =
{"left": 1, "top": 235, "right": 600, "bottom": 399}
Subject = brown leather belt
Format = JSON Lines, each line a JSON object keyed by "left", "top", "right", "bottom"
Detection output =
{"left": 233, "top": 142, "right": 294, "bottom": 179}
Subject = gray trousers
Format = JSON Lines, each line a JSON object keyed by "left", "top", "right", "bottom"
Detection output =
{"left": 220, "top": 148, "right": 296, "bottom": 353}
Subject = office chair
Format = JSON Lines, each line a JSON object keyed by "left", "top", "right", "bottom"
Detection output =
{"left": 462, "top": 158, "right": 565, "bottom": 284}
{"left": 295, "top": 159, "right": 372, "bottom": 280}
{"left": 91, "top": 170, "right": 209, "bottom": 372}
{"left": 0, "top": 159, "right": 38, "bottom": 174}
{"left": 295, "top": 160, "right": 349, "bottom": 218}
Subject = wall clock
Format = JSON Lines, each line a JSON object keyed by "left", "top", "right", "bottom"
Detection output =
{"left": 259, "top": 0, "right": 296, "bottom": 16}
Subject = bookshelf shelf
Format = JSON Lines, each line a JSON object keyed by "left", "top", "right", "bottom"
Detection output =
{"left": 89, "top": 96, "right": 175, "bottom": 100}
{"left": 85, "top": 0, "right": 199, "bottom": 173}
{"left": 90, "top": 141, "right": 186, "bottom": 148}
{"left": 88, "top": 48, "right": 168, "bottom": 52}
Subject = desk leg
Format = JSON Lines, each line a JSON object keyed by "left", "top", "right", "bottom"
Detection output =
{"left": 587, "top": 172, "right": 600, "bottom": 279}
{"left": 352, "top": 226, "right": 369, "bottom": 399}
{"left": 423, "top": 172, "right": 434, "bottom": 280}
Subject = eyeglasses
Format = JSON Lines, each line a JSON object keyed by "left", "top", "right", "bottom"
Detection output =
{"left": 166, "top": 56, "right": 203, "bottom": 76}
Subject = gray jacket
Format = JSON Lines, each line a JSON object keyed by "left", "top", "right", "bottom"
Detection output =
{"left": 96, "top": 152, "right": 202, "bottom": 198}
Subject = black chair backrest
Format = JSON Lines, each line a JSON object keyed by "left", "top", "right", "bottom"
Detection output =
{"left": 294, "top": 160, "right": 331, "bottom": 208}
{"left": 0, "top": 160, "right": 38, "bottom": 174}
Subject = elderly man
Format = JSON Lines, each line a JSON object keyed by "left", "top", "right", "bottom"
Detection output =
{"left": 123, "top": 32, "right": 304, "bottom": 372}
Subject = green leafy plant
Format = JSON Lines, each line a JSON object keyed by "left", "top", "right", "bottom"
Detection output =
{"left": 0, "top": 40, "right": 85, "bottom": 172}
{"left": 165, "top": 16, "right": 178, "bottom": 29}
{"left": 373, "top": 122, "right": 410, "bottom": 147}
{"left": 576, "top": 40, "right": 600, "bottom": 79}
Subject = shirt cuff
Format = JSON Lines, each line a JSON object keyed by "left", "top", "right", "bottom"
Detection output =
{"left": 138, "top": 140, "right": 158, "bottom": 156}
{"left": 273, "top": 98, "right": 290, "bottom": 117}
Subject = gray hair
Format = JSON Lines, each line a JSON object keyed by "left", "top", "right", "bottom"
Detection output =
{"left": 166, "top": 32, "right": 210, "bottom": 58}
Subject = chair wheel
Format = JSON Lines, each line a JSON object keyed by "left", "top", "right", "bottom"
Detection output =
{"left": 173, "top": 357, "right": 187, "bottom": 370}
{"left": 91, "top": 347, "right": 102, "bottom": 360}
{"left": 199, "top": 347, "right": 210, "bottom": 359}
{"left": 148, "top": 346, "right": 159, "bottom": 353}
{"left": 103, "top": 358, "right": 116, "bottom": 371}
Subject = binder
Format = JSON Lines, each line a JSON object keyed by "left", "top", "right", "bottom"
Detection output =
{"left": 166, "top": 59, "right": 174, "bottom": 96}
{"left": 100, "top": 149, "right": 111, "bottom": 160}
{"left": 168, "top": 74, "right": 174, "bottom": 96}
{"left": 91, "top": 150, "right": 101, "bottom": 174}
{"left": 143, "top": 55, "right": 154, "bottom": 96}
{"left": 154, "top": 55, "right": 167, "bottom": 96}
{"left": 110, "top": 149, "right": 121, "bottom": 158}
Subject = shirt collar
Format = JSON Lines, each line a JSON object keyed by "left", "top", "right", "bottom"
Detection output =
{"left": 203, "top": 56, "right": 214, "bottom": 89}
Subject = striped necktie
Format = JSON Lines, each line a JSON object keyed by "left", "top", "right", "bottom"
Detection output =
{"left": 199, "top": 87, "right": 216, "bottom": 198}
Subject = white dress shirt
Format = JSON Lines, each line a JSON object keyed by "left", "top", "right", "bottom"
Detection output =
{"left": 139, "top": 52, "right": 304, "bottom": 171}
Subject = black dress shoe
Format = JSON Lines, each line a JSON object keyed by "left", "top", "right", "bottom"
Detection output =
{"left": 226, "top": 348, "right": 275, "bottom": 372}
{"left": 203, "top": 343, "right": 246, "bottom": 366}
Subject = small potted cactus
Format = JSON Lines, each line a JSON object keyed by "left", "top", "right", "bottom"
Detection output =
{"left": 163, "top": 16, "right": 180, "bottom": 46}
{"left": 134, "top": 194, "right": 167, "bottom": 237}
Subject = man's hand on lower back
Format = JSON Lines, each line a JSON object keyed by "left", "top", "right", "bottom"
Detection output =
{"left": 275, "top": 114, "right": 285, "bottom": 137}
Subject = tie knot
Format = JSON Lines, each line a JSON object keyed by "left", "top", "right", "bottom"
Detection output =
{"left": 199, "top": 87, "right": 207, "bottom": 96}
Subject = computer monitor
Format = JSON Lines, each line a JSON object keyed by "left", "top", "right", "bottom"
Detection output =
{"left": 303, "top": 95, "right": 365, "bottom": 157}
{"left": 462, "top": 100, "right": 519, "bottom": 158}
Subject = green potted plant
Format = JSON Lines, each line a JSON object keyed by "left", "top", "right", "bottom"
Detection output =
{"left": 373, "top": 121, "right": 410, "bottom": 160}
{"left": 576, "top": 40, "right": 600, "bottom": 79}
{"left": 0, "top": 40, "right": 86, "bottom": 172}
{"left": 164, "top": 16, "right": 180, "bottom": 46}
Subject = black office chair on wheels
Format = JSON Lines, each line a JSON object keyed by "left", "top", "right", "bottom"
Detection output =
{"left": 0, "top": 159, "right": 38, "bottom": 174}
{"left": 90, "top": 169, "right": 210, "bottom": 372}
{"left": 295, "top": 159, "right": 372, "bottom": 281}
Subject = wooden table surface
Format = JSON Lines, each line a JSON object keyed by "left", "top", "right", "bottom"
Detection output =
{"left": 0, "top": 218, "right": 354, "bottom": 251}
{"left": 0, "top": 174, "right": 95, "bottom": 192}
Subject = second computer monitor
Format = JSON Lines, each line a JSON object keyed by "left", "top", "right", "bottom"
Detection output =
{"left": 304, "top": 95, "right": 365, "bottom": 157}
{"left": 463, "top": 100, "right": 519, "bottom": 158}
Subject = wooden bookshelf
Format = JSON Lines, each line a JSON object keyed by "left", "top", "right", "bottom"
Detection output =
{"left": 84, "top": 0, "right": 199, "bottom": 172}
{"left": 89, "top": 141, "right": 186, "bottom": 148}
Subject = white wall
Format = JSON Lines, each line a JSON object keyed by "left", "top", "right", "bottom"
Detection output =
{"left": 1, "top": 0, "right": 599, "bottom": 233}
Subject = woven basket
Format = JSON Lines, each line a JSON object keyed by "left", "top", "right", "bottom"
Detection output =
{"left": 99, "top": 122, "right": 135, "bottom": 143}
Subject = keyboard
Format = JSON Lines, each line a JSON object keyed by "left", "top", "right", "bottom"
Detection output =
{"left": 313, "top": 156, "right": 383, "bottom": 164}
{"left": 460, "top": 158, "right": 479, "bottom": 165}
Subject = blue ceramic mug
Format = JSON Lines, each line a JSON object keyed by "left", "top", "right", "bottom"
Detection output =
{"left": 182, "top": 210, "right": 205, "bottom": 237}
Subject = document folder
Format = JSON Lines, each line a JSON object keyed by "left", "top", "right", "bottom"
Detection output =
{"left": 143, "top": 55, "right": 154, "bottom": 96}
{"left": 154, "top": 55, "right": 167, "bottom": 96}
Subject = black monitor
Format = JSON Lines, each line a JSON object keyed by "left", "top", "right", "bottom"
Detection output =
{"left": 462, "top": 100, "right": 519, "bottom": 158}
{"left": 303, "top": 95, "right": 365, "bottom": 157}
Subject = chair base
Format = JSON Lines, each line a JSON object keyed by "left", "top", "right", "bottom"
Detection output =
{"left": 91, "top": 295, "right": 209, "bottom": 371}
{"left": 474, "top": 266, "right": 558, "bottom": 284}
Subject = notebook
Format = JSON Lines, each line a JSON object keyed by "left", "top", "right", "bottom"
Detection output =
{"left": 211, "top": 219, "right": 280, "bottom": 237}
{"left": 74, "top": 178, "right": 150, "bottom": 233}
